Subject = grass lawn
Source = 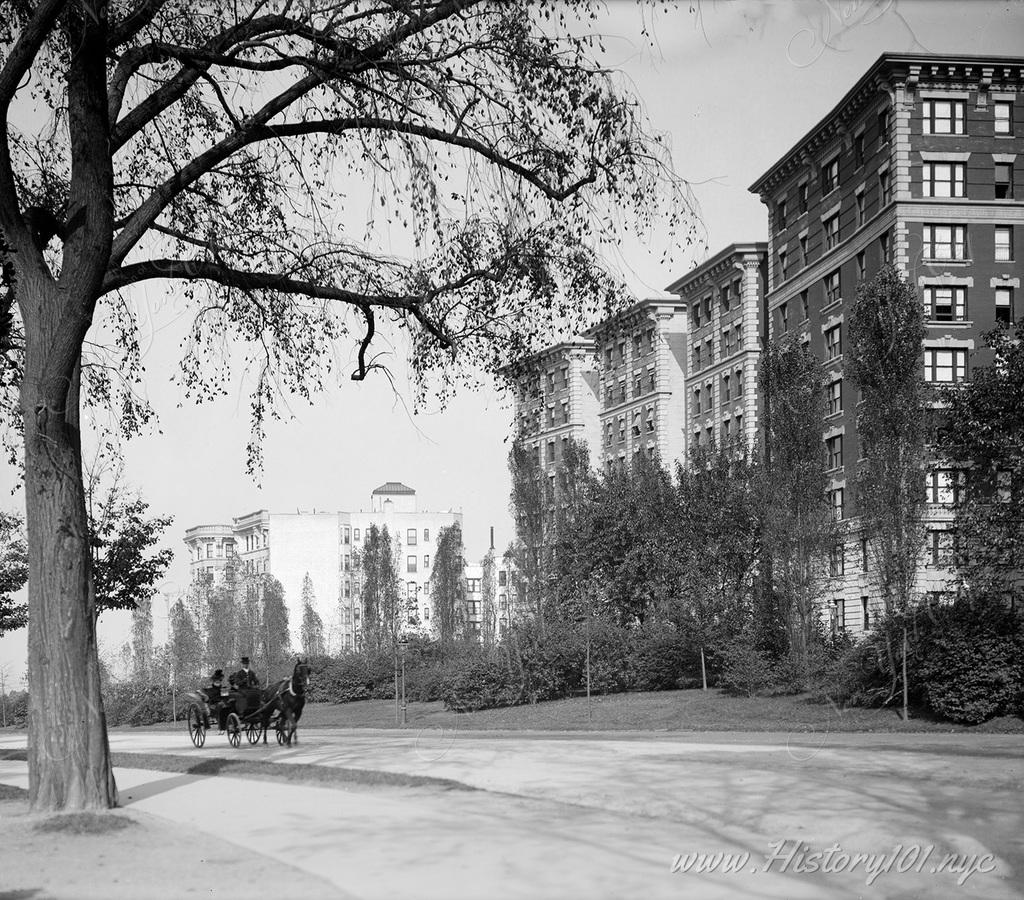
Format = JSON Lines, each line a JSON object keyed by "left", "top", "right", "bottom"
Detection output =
{"left": 284, "top": 689, "right": 1024, "bottom": 734}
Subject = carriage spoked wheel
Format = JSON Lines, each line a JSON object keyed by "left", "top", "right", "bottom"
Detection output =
{"left": 187, "top": 705, "right": 206, "bottom": 748}
{"left": 246, "top": 720, "right": 263, "bottom": 744}
{"left": 226, "top": 713, "right": 242, "bottom": 748}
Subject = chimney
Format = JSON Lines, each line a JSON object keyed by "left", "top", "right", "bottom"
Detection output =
{"left": 489, "top": 526, "right": 494, "bottom": 551}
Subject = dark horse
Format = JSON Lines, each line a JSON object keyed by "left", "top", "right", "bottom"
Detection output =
{"left": 260, "top": 658, "right": 311, "bottom": 745}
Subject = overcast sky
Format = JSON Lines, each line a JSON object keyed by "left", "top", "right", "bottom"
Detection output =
{"left": 2, "top": 0, "right": 1023, "bottom": 681}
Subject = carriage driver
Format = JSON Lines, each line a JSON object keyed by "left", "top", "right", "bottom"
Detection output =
{"left": 234, "top": 656, "right": 260, "bottom": 690}
{"left": 199, "top": 669, "right": 229, "bottom": 733}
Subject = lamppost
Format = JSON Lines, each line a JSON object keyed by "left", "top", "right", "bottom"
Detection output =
{"left": 398, "top": 636, "right": 409, "bottom": 727}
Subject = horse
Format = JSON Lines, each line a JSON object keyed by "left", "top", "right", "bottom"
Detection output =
{"left": 260, "top": 658, "right": 311, "bottom": 745}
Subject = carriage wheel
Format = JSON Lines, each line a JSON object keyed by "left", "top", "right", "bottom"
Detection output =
{"left": 226, "top": 713, "right": 242, "bottom": 748}
{"left": 187, "top": 705, "right": 206, "bottom": 748}
{"left": 246, "top": 721, "right": 263, "bottom": 744}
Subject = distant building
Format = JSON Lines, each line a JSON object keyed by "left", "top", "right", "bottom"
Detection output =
{"left": 506, "top": 298, "right": 689, "bottom": 485}
{"left": 749, "top": 52, "right": 1024, "bottom": 632}
{"left": 184, "top": 483, "right": 462, "bottom": 652}
{"left": 666, "top": 243, "right": 768, "bottom": 453}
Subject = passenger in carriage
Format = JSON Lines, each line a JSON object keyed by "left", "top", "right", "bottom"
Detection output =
{"left": 200, "top": 669, "right": 228, "bottom": 733}
{"left": 234, "top": 656, "right": 260, "bottom": 690}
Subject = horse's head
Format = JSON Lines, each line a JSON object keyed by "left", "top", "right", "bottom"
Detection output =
{"left": 292, "top": 658, "right": 311, "bottom": 695}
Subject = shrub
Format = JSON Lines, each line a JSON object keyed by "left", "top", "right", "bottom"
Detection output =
{"left": 717, "top": 637, "right": 779, "bottom": 697}
{"left": 103, "top": 683, "right": 175, "bottom": 726}
{"left": 440, "top": 656, "right": 520, "bottom": 712}
{"left": 916, "top": 603, "right": 1024, "bottom": 724}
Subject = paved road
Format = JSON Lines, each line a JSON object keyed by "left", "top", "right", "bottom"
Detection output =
{"left": 2, "top": 728, "right": 1022, "bottom": 898}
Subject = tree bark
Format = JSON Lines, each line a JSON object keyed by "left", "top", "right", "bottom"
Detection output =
{"left": 23, "top": 327, "right": 117, "bottom": 810}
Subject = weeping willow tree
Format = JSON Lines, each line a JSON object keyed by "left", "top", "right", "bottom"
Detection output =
{"left": 0, "top": 0, "right": 696, "bottom": 811}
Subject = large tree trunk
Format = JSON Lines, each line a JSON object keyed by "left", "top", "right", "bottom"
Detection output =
{"left": 23, "top": 336, "right": 117, "bottom": 810}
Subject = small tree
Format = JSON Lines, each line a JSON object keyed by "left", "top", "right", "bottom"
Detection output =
{"left": 299, "top": 573, "right": 325, "bottom": 658}
{"left": 550, "top": 437, "right": 595, "bottom": 620}
{"left": 0, "top": 510, "right": 27, "bottom": 635}
{"left": 508, "top": 438, "right": 549, "bottom": 631}
{"left": 480, "top": 547, "right": 497, "bottom": 648}
{"left": 848, "top": 265, "right": 928, "bottom": 617}
{"left": 260, "top": 577, "right": 291, "bottom": 681}
{"left": 431, "top": 522, "right": 467, "bottom": 643}
{"left": 940, "top": 321, "right": 1024, "bottom": 601}
{"left": 129, "top": 595, "right": 153, "bottom": 683}
{"left": 167, "top": 598, "right": 204, "bottom": 688}
{"left": 675, "top": 444, "right": 762, "bottom": 654}
{"left": 761, "top": 337, "right": 837, "bottom": 670}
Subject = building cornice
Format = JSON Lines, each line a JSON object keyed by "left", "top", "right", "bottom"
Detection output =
{"left": 750, "top": 53, "right": 1024, "bottom": 199}
{"left": 666, "top": 243, "right": 768, "bottom": 296}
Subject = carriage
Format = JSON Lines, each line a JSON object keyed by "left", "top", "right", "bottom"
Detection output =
{"left": 184, "top": 660, "right": 310, "bottom": 749}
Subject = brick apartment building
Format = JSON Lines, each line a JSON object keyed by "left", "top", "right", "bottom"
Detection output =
{"left": 749, "top": 52, "right": 1024, "bottom": 632}
{"left": 666, "top": 243, "right": 769, "bottom": 453}
{"left": 507, "top": 298, "right": 688, "bottom": 485}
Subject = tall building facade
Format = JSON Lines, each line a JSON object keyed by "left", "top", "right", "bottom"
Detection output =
{"left": 507, "top": 298, "right": 689, "bottom": 480}
{"left": 586, "top": 299, "right": 689, "bottom": 472}
{"left": 750, "top": 53, "right": 1024, "bottom": 632}
{"left": 666, "top": 243, "right": 768, "bottom": 453}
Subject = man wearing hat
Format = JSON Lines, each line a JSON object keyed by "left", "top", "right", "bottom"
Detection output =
{"left": 234, "top": 656, "right": 260, "bottom": 690}
{"left": 200, "top": 669, "right": 228, "bottom": 732}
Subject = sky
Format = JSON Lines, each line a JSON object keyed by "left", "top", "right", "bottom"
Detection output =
{"left": 2, "top": 0, "right": 1023, "bottom": 682}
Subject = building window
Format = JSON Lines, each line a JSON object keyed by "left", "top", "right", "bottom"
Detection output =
{"left": 994, "top": 100, "right": 1013, "bottom": 135}
{"left": 498, "top": 570, "right": 507, "bottom": 587}
{"left": 604, "top": 347, "right": 613, "bottom": 369}
{"left": 547, "top": 406, "right": 555, "bottom": 427}
{"left": 923, "top": 161, "right": 965, "bottom": 198}
{"left": 922, "top": 99, "right": 965, "bottom": 135}
{"left": 878, "top": 108, "right": 891, "bottom": 144}
{"left": 923, "top": 224, "right": 967, "bottom": 260}
{"left": 925, "top": 285, "right": 967, "bottom": 322}
{"left": 424, "top": 528, "right": 430, "bottom": 542}
{"left": 693, "top": 388, "right": 701, "bottom": 415}
{"left": 779, "top": 301, "right": 789, "bottom": 333}
{"left": 996, "top": 287, "right": 1014, "bottom": 324}
{"left": 824, "top": 213, "right": 840, "bottom": 250}
{"left": 860, "top": 536, "right": 869, "bottom": 571}
{"left": 631, "top": 411, "right": 641, "bottom": 437}
{"left": 407, "top": 528, "right": 417, "bottom": 546}
{"left": 618, "top": 418, "right": 625, "bottom": 443}
{"left": 924, "top": 348, "right": 968, "bottom": 383}
{"left": 830, "top": 488, "right": 845, "bottom": 520}
{"left": 879, "top": 168, "right": 892, "bottom": 206}
{"left": 927, "top": 469, "right": 964, "bottom": 505}
{"left": 856, "top": 250, "right": 866, "bottom": 282}
{"left": 693, "top": 345, "right": 701, "bottom": 371}
{"left": 855, "top": 190, "right": 866, "bottom": 226}
{"left": 995, "top": 162, "right": 1014, "bottom": 199}
{"left": 995, "top": 225, "right": 1013, "bottom": 262}
{"left": 798, "top": 181, "right": 808, "bottom": 214}
{"left": 927, "top": 530, "right": 954, "bottom": 567}
{"left": 799, "top": 291, "right": 809, "bottom": 322}
{"left": 634, "top": 373, "right": 643, "bottom": 398}
{"left": 354, "top": 528, "right": 361, "bottom": 542}
{"left": 821, "top": 156, "right": 840, "bottom": 195}
{"left": 826, "top": 434, "right": 843, "bottom": 470}
{"left": 648, "top": 368, "right": 656, "bottom": 392}
{"left": 827, "top": 379, "right": 842, "bottom": 416}
{"left": 562, "top": 400, "right": 569, "bottom": 423}
{"left": 879, "top": 231, "right": 891, "bottom": 264}
{"left": 407, "top": 555, "right": 418, "bottom": 573}
{"left": 705, "top": 338, "right": 714, "bottom": 365}
{"left": 825, "top": 324, "right": 842, "bottom": 360}
{"left": 862, "top": 596, "right": 871, "bottom": 630}
{"left": 703, "top": 296, "right": 712, "bottom": 321}
{"left": 799, "top": 234, "right": 808, "bottom": 266}
{"left": 646, "top": 407, "right": 656, "bottom": 432}
{"left": 723, "top": 328, "right": 733, "bottom": 355}
{"left": 691, "top": 302, "right": 700, "bottom": 328}
{"left": 723, "top": 373, "right": 731, "bottom": 401}
{"left": 778, "top": 250, "right": 788, "bottom": 281}
{"left": 633, "top": 333, "right": 642, "bottom": 358}
{"left": 735, "top": 369, "right": 744, "bottom": 396}
{"left": 777, "top": 199, "right": 787, "bottom": 229}
{"left": 830, "top": 542, "right": 845, "bottom": 577}
{"left": 546, "top": 441, "right": 555, "bottom": 463}
{"left": 721, "top": 419, "right": 731, "bottom": 445}
{"left": 854, "top": 132, "right": 865, "bottom": 167}
{"left": 825, "top": 270, "right": 841, "bottom": 305}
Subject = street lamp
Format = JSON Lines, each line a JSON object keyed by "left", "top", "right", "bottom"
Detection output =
{"left": 398, "top": 636, "right": 409, "bottom": 727}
